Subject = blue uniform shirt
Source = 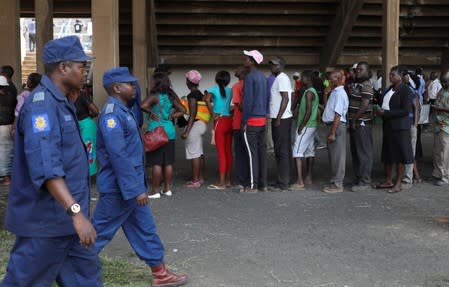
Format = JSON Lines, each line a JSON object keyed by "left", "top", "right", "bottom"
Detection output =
{"left": 96, "top": 96, "right": 147, "bottom": 200}
{"left": 5, "top": 76, "right": 91, "bottom": 237}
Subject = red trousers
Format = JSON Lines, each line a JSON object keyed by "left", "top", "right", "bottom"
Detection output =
{"left": 214, "top": 116, "right": 233, "bottom": 174}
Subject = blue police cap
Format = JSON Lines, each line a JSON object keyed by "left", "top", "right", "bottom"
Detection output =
{"left": 102, "top": 67, "right": 138, "bottom": 86}
{"left": 43, "top": 36, "right": 93, "bottom": 64}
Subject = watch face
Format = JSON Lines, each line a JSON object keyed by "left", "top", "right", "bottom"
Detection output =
{"left": 71, "top": 203, "right": 81, "bottom": 213}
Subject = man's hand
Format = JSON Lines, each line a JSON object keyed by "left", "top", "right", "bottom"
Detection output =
{"left": 181, "top": 132, "right": 188, "bottom": 140}
{"left": 273, "top": 118, "right": 281, "bottom": 128}
{"left": 72, "top": 213, "right": 97, "bottom": 247}
{"left": 136, "top": 192, "right": 148, "bottom": 206}
{"left": 327, "top": 132, "right": 336, "bottom": 144}
{"left": 297, "top": 125, "right": 304, "bottom": 135}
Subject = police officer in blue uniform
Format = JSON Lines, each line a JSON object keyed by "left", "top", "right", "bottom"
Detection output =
{"left": 1, "top": 36, "right": 103, "bottom": 286}
{"left": 92, "top": 67, "right": 188, "bottom": 287}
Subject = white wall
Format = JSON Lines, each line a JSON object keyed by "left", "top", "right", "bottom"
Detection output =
{"left": 167, "top": 67, "right": 301, "bottom": 98}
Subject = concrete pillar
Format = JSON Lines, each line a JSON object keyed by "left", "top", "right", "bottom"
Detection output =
{"left": 0, "top": 0, "right": 21, "bottom": 87}
{"left": 132, "top": 0, "right": 148, "bottom": 94}
{"left": 382, "top": 0, "right": 400, "bottom": 90}
{"left": 35, "top": 0, "right": 53, "bottom": 74}
{"left": 147, "top": 0, "right": 159, "bottom": 68}
{"left": 92, "top": 0, "right": 120, "bottom": 108}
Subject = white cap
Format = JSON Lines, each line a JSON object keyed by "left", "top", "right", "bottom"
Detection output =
{"left": 293, "top": 72, "right": 300, "bottom": 77}
{"left": 0, "top": 76, "right": 9, "bottom": 86}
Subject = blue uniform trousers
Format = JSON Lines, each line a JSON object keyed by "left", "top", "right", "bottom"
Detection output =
{"left": 0, "top": 235, "right": 102, "bottom": 287}
{"left": 92, "top": 193, "right": 164, "bottom": 267}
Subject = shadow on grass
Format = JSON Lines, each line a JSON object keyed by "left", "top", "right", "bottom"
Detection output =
{"left": 0, "top": 231, "right": 152, "bottom": 287}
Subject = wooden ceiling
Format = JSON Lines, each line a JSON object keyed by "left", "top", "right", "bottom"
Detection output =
{"left": 19, "top": 0, "right": 449, "bottom": 68}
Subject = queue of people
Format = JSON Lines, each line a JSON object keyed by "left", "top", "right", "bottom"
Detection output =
{"left": 141, "top": 53, "right": 449, "bottom": 196}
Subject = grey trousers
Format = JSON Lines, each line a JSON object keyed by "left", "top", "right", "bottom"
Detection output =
{"left": 349, "top": 125, "right": 373, "bottom": 185}
{"left": 403, "top": 125, "right": 417, "bottom": 183}
{"left": 327, "top": 123, "right": 347, "bottom": 187}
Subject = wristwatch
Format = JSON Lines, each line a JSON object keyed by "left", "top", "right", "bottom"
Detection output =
{"left": 67, "top": 203, "right": 81, "bottom": 216}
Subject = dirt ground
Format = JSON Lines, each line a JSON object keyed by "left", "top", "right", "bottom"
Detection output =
{"left": 1, "top": 125, "right": 449, "bottom": 286}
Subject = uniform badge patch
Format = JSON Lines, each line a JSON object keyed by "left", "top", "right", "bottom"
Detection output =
{"left": 104, "top": 116, "right": 120, "bottom": 131}
{"left": 32, "top": 114, "right": 50, "bottom": 133}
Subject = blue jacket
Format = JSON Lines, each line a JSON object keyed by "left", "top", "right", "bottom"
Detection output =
{"left": 242, "top": 70, "right": 269, "bottom": 125}
{"left": 96, "top": 96, "right": 146, "bottom": 200}
{"left": 5, "top": 76, "right": 90, "bottom": 237}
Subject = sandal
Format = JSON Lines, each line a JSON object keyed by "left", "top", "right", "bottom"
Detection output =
{"left": 373, "top": 182, "right": 394, "bottom": 189}
{"left": 185, "top": 180, "right": 201, "bottom": 188}
{"left": 413, "top": 178, "right": 423, "bottom": 184}
{"left": 207, "top": 184, "right": 225, "bottom": 190}
{"left": 290, "top": 183, "right": 305, "bottom": 191}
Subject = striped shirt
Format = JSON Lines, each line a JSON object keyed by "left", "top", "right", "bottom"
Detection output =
{"left": 347, "top": 80, "right": 374, "bottom": 122}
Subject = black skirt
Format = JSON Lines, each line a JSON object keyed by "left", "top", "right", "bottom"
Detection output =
{"left": 381, "top": 122, "right": 414, "bottom": 164}
{"left": 146, "top": 140, "right": 175, "bottom": 166}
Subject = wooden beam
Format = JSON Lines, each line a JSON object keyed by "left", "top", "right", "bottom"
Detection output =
{"left": 157, "top": 14, "right": 332, "bottom": 26}
{"left": 132, "top": 0, "right": 148, "bottom": 93}
{"left": 156, "top": 2, "right": 337, "bottom": 15}
{"left": 319, "top": 0, "right": 365, "bottom": 69}
{"left": 158, "top": 36, "right": 325, "bottom": 47}
{"left": 157, "top": 25, "right": 328, "bottom": 37}
{"left": 382, "top": 0, "right": 400, "bottom": 89}
{"left": 147, "top": 0, "right": 159, "bottom": 66}
{"left": 0, "top": 0, "right": 21, "bottom": 87}
{"left": 35, "top": 0, "right": 53, "bottom": 74}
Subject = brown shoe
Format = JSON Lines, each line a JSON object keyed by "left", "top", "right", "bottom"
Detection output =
{"left": 151, "top": 264, "right": 188, "bottom": 287}
{"left": 322, "top": 184, "right": 343, "bottom": 193}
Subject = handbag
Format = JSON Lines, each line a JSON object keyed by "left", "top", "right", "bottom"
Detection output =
{"left": 143, "top": 126, "right": 168, "bottom": 152}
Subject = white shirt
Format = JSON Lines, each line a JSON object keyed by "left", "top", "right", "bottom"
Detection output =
{"left": 428, "top": 79, "right": 442, "bottom": 100}
{"left": 322, "top": 85, "right": 349, "bottom": 123}
{"left": 373, "top": 77, "right": 382, "bottom": 92}
{"left": 270, "top": 72, "right": 292, "bottom": 119}
{"left": 381, "top": 88, "right": 395, "bottom": 111}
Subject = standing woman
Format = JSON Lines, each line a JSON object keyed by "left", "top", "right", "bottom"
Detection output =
{"left": 375, "top": 65, "right": 414, "bottom": 193}
{"left": 141, "top": 72, "right": 185, "bottom": 198}
{"left": 74, "top": 84, "right": 100, "bottom": 176}
{"left": 205, "top": 71, "right": 233, "bottom": 189}
{"left": 181, "top": 70, "right": 208, "bottom": 188}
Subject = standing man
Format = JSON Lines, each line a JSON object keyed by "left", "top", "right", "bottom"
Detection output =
{"left": 268, "top": 57, "right": 293, "bottom": 191}
{"left": 291, "top": 70, "right": 319, "bottom": 190}
{"left": 92, "top": 67, "right": 188, "bottom": 287}
{"left": 1, "top": 36, "right": 103, "bottom": 286}
{"left": 27, "top": 19, "right": 36, "bottom": 52}
{"left": 241, "top": 50, "right": 268, "bottom": 192}
{"left": 432, "top": 69, "right": 449, "bottom": 186}
{"left": 322, "top": 70, "right": 349, "bottom": 193}
{"left": 348, "top": 61, "right": 374, "bottom": 192}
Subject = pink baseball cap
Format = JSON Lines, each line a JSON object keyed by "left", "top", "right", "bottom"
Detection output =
{"left": 243, "top": 50, "right": 263, "bottom": 64}
{"left": 186, "top": 70, "right": 201, "bottom": 84}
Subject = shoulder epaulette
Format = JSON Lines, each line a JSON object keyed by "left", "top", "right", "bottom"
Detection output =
{"left": 105, "top": 103, "right": 114, "bottom": 114}
{"left": 32, "top": 92, "right": 45, "bottom": 102}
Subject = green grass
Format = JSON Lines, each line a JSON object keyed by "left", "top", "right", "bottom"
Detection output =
{"left": 0, "top": 230, "right": 152, "bottom": 286}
